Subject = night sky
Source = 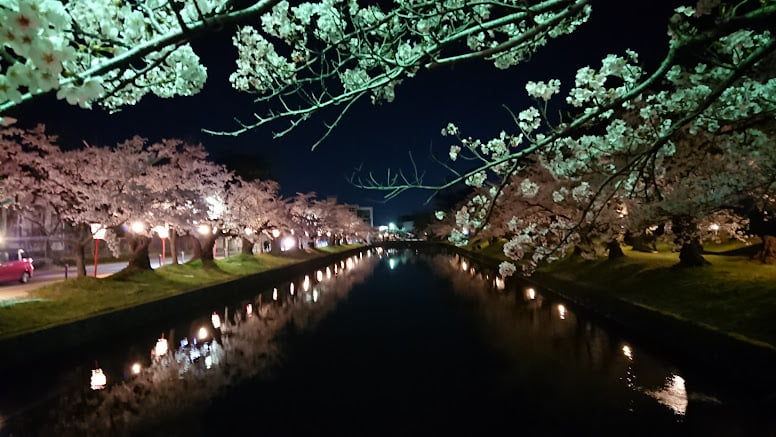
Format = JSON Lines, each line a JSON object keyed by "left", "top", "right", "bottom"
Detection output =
{"left": 6, "top": 1, "right": 674, "bottom": 225}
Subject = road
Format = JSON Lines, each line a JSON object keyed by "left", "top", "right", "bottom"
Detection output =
{"left": 0, "top": 258, "right": 177, "bottom": 300}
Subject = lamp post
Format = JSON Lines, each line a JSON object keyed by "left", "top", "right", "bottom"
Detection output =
{"left": 90, "top": 224, "right": 106, "bottom": 277}
{"left": 154, "top": 226, "right": 169, "bottom": 267}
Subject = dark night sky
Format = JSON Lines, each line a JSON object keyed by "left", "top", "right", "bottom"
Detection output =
{"left": 6, "top": 1, "right": 675, "bottom": 225}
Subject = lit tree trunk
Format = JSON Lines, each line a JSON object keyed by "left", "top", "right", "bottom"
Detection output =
{"left": 126, "top": 234, "right": 152, "bottom": 271}
{"left": 756, "top": 234, "right": 776, "bottom": 264}
{"left": 607, "top": 240, "right": 625, "bottom": 260}
{"left": 270, "top": 238, "right": 282, "bottom": 255}
{"left": 170, "top": 231, "right": 179, "bottom": 265}
{"left": 241, "top": 237, "right": 254, "bottom": 255}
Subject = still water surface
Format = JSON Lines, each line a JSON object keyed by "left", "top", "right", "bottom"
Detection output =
{"left": 1, "top": 248, "right": 774, "bottom": 435}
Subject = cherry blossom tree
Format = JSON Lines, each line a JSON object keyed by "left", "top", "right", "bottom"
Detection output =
{"left": 0, "top": 0, "right": 591, "bottom": 145}
{"left": 218, "top": 176, "right": 285, "bottom": 255}
{"left": 354, "top": 1, "right": 776, "bottom": 273}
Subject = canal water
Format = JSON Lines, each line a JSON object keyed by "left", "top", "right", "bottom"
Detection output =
{"left": 1, "top": 248, "right": 774, "bottom": 435}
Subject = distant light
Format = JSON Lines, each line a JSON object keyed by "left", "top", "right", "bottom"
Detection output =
{"left": 461, "top": 260, "right": 468, "bottom": 272}
{"left": 289, "top": 282, "right": 295, "bottom": 295}
{"left": 378, "top": 225, "right": 388, "bottom": 232}
{"left": 389, "top": 223, "right": 396, "bottom": 230}
{"left": 273, "top": 288, "right": 278, "bottom": 301}
{"left": 198, "top": 327, "right": 208, "bottom": 340}
{"left": 198, "top": 224, "right": 211, "bottom": 235}
{"left": 282, "top": 236, "right": 296, "bottom": 251}
{"left": 389, "top": 258, "right": 397, "bottom": 270}
{"left": 271, "top": 229, "right": 281, "bottom": 238}
{"left": 131, "top": 221, "right": 145, "bottom": 233}
{"left": 90, "top": 368, "right": 107, "bottom": 390}
{"left": 244, "top": 227, "right": 253, "bottom": 236}
{"left": 211, "top": 312, "right": 221, "bottom": 329}
{"left": 526, "top": 288, "right": 536, "bottom": 300}
{"left": 709, "top": 223, "right": 720, "bottom": 231}
{"left": 246, "top": 303, "right": 253, "bottom": 316}
{"left": 495, "top": 277, "right": 505, "bottom": 290}
{"left": 131, "top": 363, "right": 141, "bottom": 375}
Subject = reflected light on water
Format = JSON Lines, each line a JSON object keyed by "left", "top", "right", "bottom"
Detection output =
{"left": 646, "top": 374, "right": 688, "bottom": 416}
{"left": 461, "top": 260, "right": 468, "bottom": 272}
{"left": 326, "top": 267, "right": 332, "bottom": 278}
{"left": 273, "top": 288, "right": 278, "bottom": 301}
{"left": 526, "top": 288, "right": 536, "bottom": 300}
{"left": 211, "top": 313, "right": 221, "bottom": 330}
{"left": 557, "top": 304, "right": 567, "bottom": 320}
{"left": 246, "top": 304, "right": 253, "bottom": 316}
{"left": 131, "top": 363, "right": 141, "bottom": 375}
{"left": 316, "top": 270, "right": 323, "bottom": 282}
{"left": 622, "top": 345, "right": 633, "bottom": 361}
{"left": 313, "top": 289, "right": 319, "bottom": 302}
{"left": 347, "top": 258, "right": 354, "bottom": 269}
{"left": 303, "top": 275, "right": 311, "bottom": 292}
{"left": 90, "top": 368, "right": 107, "bottom": 390}
{"left": 389, "top": 258, "right": 397, "bottom": 270}
{"left": 290, "top": 282, "right": 295, "bottom": 295}
{"left": 495, "top": 277, "right": 505, "bottom": 290}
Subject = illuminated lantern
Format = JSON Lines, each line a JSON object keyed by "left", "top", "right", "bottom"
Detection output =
{"left": 211, "top": 312, "right": 221, "bottom": 329}
{"left": 131, "top": 363, "right": 141, "bottom": 375}
{"left": 526, "top": 288, "right": 536, "bottom": 300}
{"left": 271, "top": 229, "right": 281, "bottom": 238}
{"left": 90, "top": 368, "right": 107, "bottom": 390}
{"left": 198, "top": 327, "right": 208, "bottom": 340}
{"left": 273, "top": 288, "right": 278, "bottom": 301}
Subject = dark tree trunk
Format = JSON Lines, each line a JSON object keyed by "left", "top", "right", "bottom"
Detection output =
{"left": 607, "top": 240, "right": 625, "bottom": 260}
{"left": 678, "top": 238, "right": 710, "bottom": 267}
{"left": 75, "top": 239, "right": 87, "bottom": 277}
{"left": 126, "top": 234, "right": 152, "bottom": 271}
{"left": 74, "top": 223, "right": 89, "bottom": 277}
{"left": 241, "top": 237, "right": 254, "bottom": 255}
{"left": 756, "top": 234, "right": 776, "bottom": 264}
{"left": 170, "top": 231, "right": 179, "bottom": 265}
{"left": 199, "top": 233, "right": 218, "bottom": 266}
{"left": 629, "top": 232, "right": 657, "bottom": 252}
{"left": 270, "top": 238, "right": 282, "bottom": 255}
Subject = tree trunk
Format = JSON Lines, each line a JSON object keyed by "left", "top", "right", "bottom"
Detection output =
{"left": 629, "top": 232, "right": 657, "bottom": 252}
{"left": 126, "top": 234, "right": 152, "bottom": 271}
{"left": 756, "top": 234, "right": 776, "bottom": 264}
{"left": 190, "top": 233, "right": 202, "bottom": 262}
{"left": 678, "top": 238, "right": 710, "bottom": 267}
{"left": 241, "top": 237, "right": 254, "bottom": 255}
{"left": 607, "top": 240, "right": 625, "bottom": 260}
{"left": 75, "top": 238, "right": 87, "bottom": 277}
{"left": 270, "top": 238, "right": 282, "bottom": 255}
{"left": 199, "top": 233, "right": 218, "bottom": 266}
{"left": 170, "top": 231, "right": 179, "bottom": 265}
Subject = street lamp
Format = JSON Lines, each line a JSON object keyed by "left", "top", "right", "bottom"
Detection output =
{"left": 90, "top": 224, "right": 106, "bottom": 277}
{"left": 154, "top": 225, "right": 169, "bottom": 267}
{"left": 131, "top": 221, "right": 145, "bottom": 234}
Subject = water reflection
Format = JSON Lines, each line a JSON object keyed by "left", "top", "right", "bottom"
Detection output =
{"left": 426, "top": 253, "right": 717, "bottom": 422}
{"left": 4, "top": 251, "right": 378, "bottom": 436}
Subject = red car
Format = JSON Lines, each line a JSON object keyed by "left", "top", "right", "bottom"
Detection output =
{"left": 0, "top": 249, "right": 34, "bottom": 284}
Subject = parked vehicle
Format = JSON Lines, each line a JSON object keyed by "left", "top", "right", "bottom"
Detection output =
{"left": 0, "top": 249, "right": 34, "bottom": 284}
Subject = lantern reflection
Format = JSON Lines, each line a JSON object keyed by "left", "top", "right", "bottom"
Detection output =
{"left": 646, "top": 374, "right": 688, "bottom": 416}
{"left": 246, "top": 303, "right": 253, "bottom": 316}
{"left": 290, "top": 282, "right": 295, "bottom": 295}
{"left": 154, "top": 336, "right": 169, "bottom": 357}
{"left": 526, "top": 288, "right": 536, "bottom": 300}
{"left": 461, "top": 260, "right": 468, "bottom": 272}
{"left": 622, "top": 345, "right": 633, "bottom": 361}
{"left": 326, "top": 267, "right": 332, "bottom": 279}
{"left": 316, "top": 270, "right": 323, "bottom": 282}
{"left": 273, "top": 288, "right": 278, "bottom": 301}
{"left": 557, "top": 304, "right": 567, "bottom": 320}
{"left": 495, "top": 277, "right": 505, "bottom": 290}
{"left": 90, "top": 368, "right": 107, "bottom": 390}
{"left": 303, "top": 275, "right": 311, "bottom": 292}
{"left": 313, "top": 289, "right": 319, "bottom": 302}
{"left": 211, "top": 312, "right": 221, "bottom": 329}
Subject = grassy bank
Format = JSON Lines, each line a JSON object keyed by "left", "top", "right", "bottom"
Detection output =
{"left": 537, "top": 247, "right": 776, "bottom": 348}
{"left": 0, "top": 245, "right": 361, "bottom": 340}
